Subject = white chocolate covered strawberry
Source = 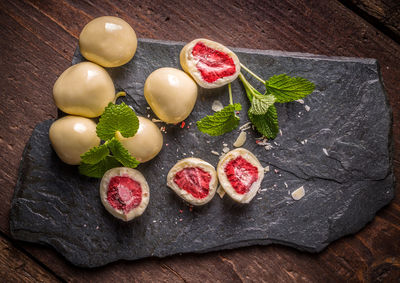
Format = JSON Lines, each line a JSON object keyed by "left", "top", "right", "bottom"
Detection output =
{"left": 217, "top": 148, "right": 264, "bottom": 203}
{"left": 167, "top": 158, "right": 218, "bottom": 206}
{"left": 180, "top": 38, "right": 240, "bottom": 89}
{"left": 100, "top": 167, "right": 150, "bottom": 221}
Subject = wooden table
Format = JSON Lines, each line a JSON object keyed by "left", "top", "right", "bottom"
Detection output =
{"left": 1, "top": 0, "right": 399, "bottom": 281}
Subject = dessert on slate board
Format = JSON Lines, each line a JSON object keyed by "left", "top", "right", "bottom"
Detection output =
{"left": 48, "top": 16, "right": 315, "bottom": 221}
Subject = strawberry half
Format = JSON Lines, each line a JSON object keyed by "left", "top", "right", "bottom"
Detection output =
{"left": 180, "top": 38, "right": 241, "bottom": 89}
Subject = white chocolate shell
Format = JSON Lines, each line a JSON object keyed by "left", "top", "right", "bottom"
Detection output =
{"left": 100, "top": 167, "right": 150, "bottom": 221}
{"left": 79, "top": 16, "right": 137, "bottom": 67}
{"left": 53, "top": 62, "right": 115, "bottom": 118}
{"left": 116, "top": 116, "right": 163, "bottom": 162}
{"left": 144, "top": 67, "right": 198, "bottom": 124}
{"left": 217, "top": 148, "right": 264, "bottom": 203}
{"left": 180, "top": 38, "right": 241, "bottom": 89}
{"left": 167, "top": 158, "right": 218, "bottom": 206}
{"left": 49, "top": 116, "right": 100, "bottom": 165}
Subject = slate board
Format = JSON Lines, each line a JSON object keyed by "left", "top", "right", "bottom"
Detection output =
{"left": 10, "top": 39, "right": 395, "bottom": 268}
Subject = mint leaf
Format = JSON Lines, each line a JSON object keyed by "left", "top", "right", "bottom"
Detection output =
{"left": 80, "top": 144, "right": 109, "bottom": 164}
{"left": 248, "top": 104, "right": 279, "bottom": 139}
{"left": 197, "top": 103, "right": 242, "bottom": 136}
{"left": 79, "top": 156, "right": 121, "bottom": 178}
{"left": 97, "top": 102, "right": 139, "bottom": 140}
{"left": 108, "top": 138, "right": 140, "bottom": 168}
{"left": 266, "top": 74, "right": 315, "bottom": 103}
{"left": 249, "top": 93, "right": 276, "bottom": 115}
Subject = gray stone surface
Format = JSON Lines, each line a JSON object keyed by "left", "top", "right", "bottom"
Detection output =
{"left": 9, "top": 39, "right": 394, "bottom": 267}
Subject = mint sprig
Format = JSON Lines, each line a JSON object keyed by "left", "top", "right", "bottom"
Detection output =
{"left": 266, "top": 74, "right": 315, "bottom": 103}
{"left": 79, "top": 103, "right": 140, "bottom": 178}
{"left": 108, "top": 138, "right": 140, "bottom": 168}
{"left": 197, "top": 103, "right": 242, "bottom": 136}
{"left": 238, "top": 64, "right": 315, "bottom": 139}
{"left": 97, "top": 102, "right": 139, "bottom": 140}
{"left": 195, "top": 63, "right": 314, "bottom": 138}
{"left": 197, "top": 83, "right": 242, "bottom": 136}
{"left": 80, "top": 144, "right": 109, "bottom": 164}
{"left": 248, "top": 105, "right": 279, "bottom": 138}
{"left": 79, "top": 156, "right": 121, "bottom": 178}
{"left": 249, "top": 92, "right": 276, "bottom": 115}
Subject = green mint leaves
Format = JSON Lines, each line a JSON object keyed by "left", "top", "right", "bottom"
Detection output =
{"left": 196, "top": 68, "right": 314, "bottom": 138}
{"left": 108, "top": 138, "right": 140, "bottom": 168}
{"left": 81, "top": 143, "right": 109, "bottom": 164}
{"left": 266, "top": 74, "right": 315, "bottom": 103}
{"left": 249, "top": 92, "right": 276, "bottom": 115}
{"left": 79, "top": 103, "right": 140, "bottom": 178}
{"left": 79, "top": 156, "right": 121, "bottom": 178}
{"left": 97, "top": 102, "right": 139, "bottom": 140}
{"left": 248, "top": 105, "right": 279, "bottom": 138}
{"left": 197, "top": 104, "right": 242, "bottom": 136}
{"left": 237, "top": 67, "right": 315, "bottom": 139}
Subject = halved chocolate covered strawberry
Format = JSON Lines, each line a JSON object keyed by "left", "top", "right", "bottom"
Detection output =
{"left": 100, "top": 167, "right": 150, "bottom": 221}
{"left": 180, "top": 38, "right": 240, "bottom": 89}
{"left": 167, "top": 158, "right": 218, "bottom": 206}
{"left": 217, "top": 148, "right": 264, "bottom": 203}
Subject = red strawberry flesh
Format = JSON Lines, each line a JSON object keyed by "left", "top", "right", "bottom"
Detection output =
{"left": 224, "top": 156, "right": 258, "bottom": 194}
{"left": 191, "top": 42, "right": 236, "bottom": 83}
{"left": 174, "top": 167, "right": 211, "bottom": 199}
{"left": 107, "top": 176, "right": 142, "bottom": 213}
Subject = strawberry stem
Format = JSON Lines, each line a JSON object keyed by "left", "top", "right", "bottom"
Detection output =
{"left": 228, "top": 83, "right": 233, "bottom": 105}
{"left": 240, "top": 63, "right": 265, "bottom": 84}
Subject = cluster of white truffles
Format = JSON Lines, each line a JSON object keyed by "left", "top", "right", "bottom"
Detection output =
{"left": 50, "top": 16, "right": 163, "bottom": 166}
{"left": 48, "top": 19, "right": 257, "bottom": 221}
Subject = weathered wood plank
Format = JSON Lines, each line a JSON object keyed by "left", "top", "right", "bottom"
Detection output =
{"left": 341, "top": 0, "right": 400, "bottom": 42}
{"left": 1, "top": 0, "right": 399, "bottom": 281}
{"left": 0, "top": 235, "right": 60, "bottom": 282}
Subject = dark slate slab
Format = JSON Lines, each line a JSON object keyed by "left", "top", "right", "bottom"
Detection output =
{"left": 10, "top": 39, "right": 394, "bottom": 267}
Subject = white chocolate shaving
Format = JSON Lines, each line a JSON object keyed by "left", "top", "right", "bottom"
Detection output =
{"left": 211, "top": 150, "right": 220, "bottom": 156}
{"left": 239, "top": 122, "right": 252, "bottom": 131}
{"left": 211, "top": 100, "right": 224, "bottom": 112}
{"left": 233, "top": 131, "right": 247, "bottom": 147}
{"left": 216, "top": 185, "right": 225, "bottom": 198}
{"left": 264, "top": 143, "right": 273, "bottom": 151}
{"left": 291, "top": 186, "right": 305, "bottom": 200}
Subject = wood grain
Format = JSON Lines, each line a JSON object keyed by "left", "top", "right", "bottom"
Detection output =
{"left": 1, "top": 0, "right": 399, "bottom": 281}
{"left": 342, "top": 0, "right": 400, "bottom": 42}
{"left": 0, "top": 235, "right": 60, "bottom": 282}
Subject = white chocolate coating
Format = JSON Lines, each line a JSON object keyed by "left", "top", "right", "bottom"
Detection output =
{"left": 117, "top": 117, "right": 163, "bottom": 162}
{"left": 53, "top": 62, "right": 115, "bottom": 118}
{"left": 100, "top": 167, "right": 150, "bottom": 221}
{"left": 167, "top": 158, "right": 218, "bottom": 206}
{"left": 79, "top": 16, "right": 137, "bottom": 67}
{"left": 217, "top": 148, "right": 264, "bottom": 203}
{"left": 180, "top": 38, "right": 240, "bottom": 89}
{"left": 49, "top": 116, "right": 100, "bottom": 165}
{"left": 144, "top": 67, "right": 198, "bottom": 124}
